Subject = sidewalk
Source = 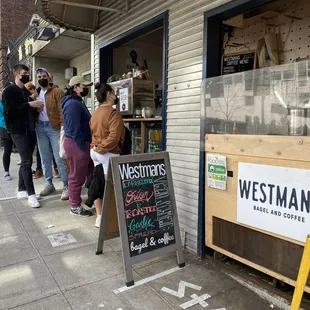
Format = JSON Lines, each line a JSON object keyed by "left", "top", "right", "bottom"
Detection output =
{"left": 0, "top": 153, "right": 282, "bottom": 310}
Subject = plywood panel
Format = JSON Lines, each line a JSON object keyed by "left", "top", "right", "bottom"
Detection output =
{"left": 205, "top": 153, "right": 310, "bottom": 246}
{"left": 205, "top": 134, "right": 310, "bottom": 290}
{"left": 225, "top": 0, "right": 310, "bottom": 65}
{"left": 206, "top": 134, "right": 310, "bottom": 162}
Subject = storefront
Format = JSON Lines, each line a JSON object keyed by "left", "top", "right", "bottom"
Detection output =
{"left": 35, "top": 1, "right": 310, "bottom": 285}
{"left": 201, "top": 0, "right": 310, "bottom": 291}
{"left": 92, "top": 0, "right": 214, "bottom": 254}
{"left": 36, "top": 0, "right": 218, "bottom": 254}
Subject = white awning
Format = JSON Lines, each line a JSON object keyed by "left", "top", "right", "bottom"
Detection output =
{"left": 35, "top": 0, "right": 129, "bottom": 33}
{"left": 33, "top": 30, "right": 91, "bottom": 59}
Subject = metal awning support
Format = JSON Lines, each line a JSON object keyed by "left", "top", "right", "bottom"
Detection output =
{"left": 35, "top": 0, "right": 130, "bottom": 33}
{"left": 51, "top": 0, "right": 127, "bottom": 14}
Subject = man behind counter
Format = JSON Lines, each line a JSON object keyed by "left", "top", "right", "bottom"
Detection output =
{"left": 2, "top": 64, "right": 44, "bottom": 208}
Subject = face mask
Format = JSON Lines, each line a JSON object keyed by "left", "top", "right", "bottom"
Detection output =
{"left": 81, "top": 88, "right": 89, "bottom": 97}
{"left": 38, "top": 79, "right": 49, "bottom": 88}
{"left": 20, "top": 75, "right": 30, "bottom": 84}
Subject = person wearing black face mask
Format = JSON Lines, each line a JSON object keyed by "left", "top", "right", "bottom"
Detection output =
{"left": 2, "top": 64, "right": 44, "bottom": 208}
{"left": 89, "top": 82, "right": 125, "bottom": 228}
{"left": 61, "top": 76, "right": 94, "bottom": 217}
{"left": 35, "top": 68, "right": 69, "bottom": 201}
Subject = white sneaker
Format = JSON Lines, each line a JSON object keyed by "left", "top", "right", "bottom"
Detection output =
{"left": 95, "top": 216, "right": 101, "bottom": 228}
{"left": 60, "top": 188, "right": 69, "bottom": 201}
{"left": 17, "top": 191, "right": 28, "bottom": 200}
{"left": 28, "top": 195, "right": 41, "bottom": 208}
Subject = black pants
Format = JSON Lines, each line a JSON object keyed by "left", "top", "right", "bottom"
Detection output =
{"left": 2, "top": 137, "right": 13, "bottom": 172}
{"left": 11, "top": 131, "right": 36, "bottom": 195}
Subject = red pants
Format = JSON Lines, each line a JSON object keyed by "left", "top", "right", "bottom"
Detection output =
{"left": 64, "top": 137, "right": 93, "bottom": 208}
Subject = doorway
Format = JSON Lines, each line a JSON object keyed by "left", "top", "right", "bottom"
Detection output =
{"left": 98, "top": 12, "right": 168, "bottom": 151}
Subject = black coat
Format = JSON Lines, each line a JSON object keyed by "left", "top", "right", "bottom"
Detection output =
{"left": 85, "top": 164, "right": 105, "bottom": 208}
{"left": 2, "top": 84, "right": 36, "bottom": 135}
{"left": 0, "top": 127, "right": 10, "bottom": 139}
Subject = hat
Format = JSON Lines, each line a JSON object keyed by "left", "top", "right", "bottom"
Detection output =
{"left": 69, "top": 76, "right": 93, "bottom": 87}
{"left": 36, "top": 67, "right": 49, "bottom": 75}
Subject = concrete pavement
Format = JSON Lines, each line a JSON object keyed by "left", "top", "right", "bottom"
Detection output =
{"left": 0, "top": 153, "right": 283, "bottom": 310}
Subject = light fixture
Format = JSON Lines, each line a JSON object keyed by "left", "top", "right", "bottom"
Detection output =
{"left": 37, "top": 27, "right": 55, "bottom": 41}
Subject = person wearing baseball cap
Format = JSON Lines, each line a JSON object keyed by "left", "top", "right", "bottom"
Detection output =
{"left": 61, "top": 76, "right": 94, "bottom": 217}
{"left": 68, "top": 76, "right": 93, "bottom": 88}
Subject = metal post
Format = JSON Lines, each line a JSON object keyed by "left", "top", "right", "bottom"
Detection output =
{"left": 290, "top": 234, "right": 310, "bottom": 310}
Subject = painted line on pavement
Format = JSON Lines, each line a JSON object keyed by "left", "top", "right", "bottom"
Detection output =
{"left": 113, "top": 265, "right": 187, "bottom": 294}
{"left": 0, "top": 196, "right": 17, "bottom": 201}
{"left": 0, "top": 193, "right": 88, "bottom": 202}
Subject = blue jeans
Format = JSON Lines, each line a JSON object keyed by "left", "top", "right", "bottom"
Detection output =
{"left": 36, "top": 121, "right": 68, "bottom": 187}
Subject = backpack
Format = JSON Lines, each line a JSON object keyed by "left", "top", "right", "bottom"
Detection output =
{"left": 121, "top": 126, "right": 132, "bottom": 155}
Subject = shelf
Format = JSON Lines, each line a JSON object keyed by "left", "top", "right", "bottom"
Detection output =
{"left": 123, "top": 117, "right": 162, "bottom": 122}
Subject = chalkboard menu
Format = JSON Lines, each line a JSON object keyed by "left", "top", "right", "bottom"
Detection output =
{"left": 119, "top": 159, "right": 176, "bottom": 257}
{"left": 222, "top": 51, "right": 256, "bottom": 75}
{"left": 96, "top": 152, "right": 184, "bottom": 286}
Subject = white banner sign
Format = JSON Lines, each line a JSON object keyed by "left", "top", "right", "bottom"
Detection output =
{"left": 119, "top": 88, "right": 129, "bottom": 112}
{"left": 237, "top": 163, "right": 310, "bottom": 243}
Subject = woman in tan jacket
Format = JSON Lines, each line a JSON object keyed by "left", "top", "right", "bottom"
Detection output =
{"left": 90, "top": 82, "right": 125, "bottom": 227}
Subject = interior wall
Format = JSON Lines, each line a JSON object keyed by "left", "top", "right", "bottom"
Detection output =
{"left": 34, "top": 57, "right": 69, "bottom": 90}
{"left": 113, "top": 28, "right": 163, "bottom": 85}
{"left": 224, "top": 0, "right": 310, "bottom": 65}
{"left": 69, "top": 50, "right": 91, "bottom": 76}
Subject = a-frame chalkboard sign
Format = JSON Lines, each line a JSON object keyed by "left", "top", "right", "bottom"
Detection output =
{"left": 96, "top": 152, "right": 185, "bottom": 286}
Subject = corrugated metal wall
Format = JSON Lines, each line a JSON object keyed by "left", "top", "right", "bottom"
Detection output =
{"left": 94, "top": 0, "right": 232, "bottom": 253}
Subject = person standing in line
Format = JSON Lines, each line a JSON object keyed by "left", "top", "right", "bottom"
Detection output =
{"left": 25, "top": 82, "right": 59, "bottom": 179}
{"left": 35, "top": 68, "right": 69, "bottom": 200}
{"left": 25, "top": 82, "right": 42, "bottom": 178}
{"left": 45, "top": 72, "right": 61, "bottom": 177}
{"left": 0, "top": 90, "right": 13, "bottom": 181}
{"left": 2, "top": 64, "right": 43, "bottom": 208}
{"left": 90, "top": 82, "right": 124, "bottom": 227}
{"left": 62, "top": 76, "right": 93, "bottom": 216}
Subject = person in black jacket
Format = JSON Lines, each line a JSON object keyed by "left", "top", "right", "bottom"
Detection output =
{"left": 2, "top": 64, "right": 44, "bottom": 208}
{"left": 85, "top": 164, "right": 105, "bottom": 209}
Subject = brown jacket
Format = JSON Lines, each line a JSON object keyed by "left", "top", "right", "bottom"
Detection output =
{"left": 90, "top": 105, "right": 124, "bottom": 154}
{"left": 37, "top": 85, "right": 64, "bottom": 130}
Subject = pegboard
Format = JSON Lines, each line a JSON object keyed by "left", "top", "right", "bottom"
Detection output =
{"left": 224, "top": 0, "right": 310, "bottom": 65}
